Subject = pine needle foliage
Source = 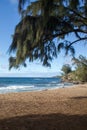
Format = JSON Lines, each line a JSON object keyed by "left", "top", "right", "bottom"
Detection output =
{"left": 9, "top": 0, "right": 87, "bottom": 69}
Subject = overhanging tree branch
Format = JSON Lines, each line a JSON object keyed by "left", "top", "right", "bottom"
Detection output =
{"left": 9, "top": 0, "right": 87, "bottom": 68}
{"left": 68, "top": 37, "right": 87, "bottom": 48}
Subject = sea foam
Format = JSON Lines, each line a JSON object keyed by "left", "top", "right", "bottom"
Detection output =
{"left": 0, "top": 85, "right": 35, "bottom": 93}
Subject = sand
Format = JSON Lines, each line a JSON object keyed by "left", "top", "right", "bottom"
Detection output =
{"left": 0, "top": 84, "right": 87, "bottom": 130}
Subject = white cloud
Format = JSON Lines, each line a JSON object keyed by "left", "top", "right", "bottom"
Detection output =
{"left": 0, "top": 72, "right": 59, "bottom": 77}
{"left": 0, "top": 52, "right": 5, "bottom": 57}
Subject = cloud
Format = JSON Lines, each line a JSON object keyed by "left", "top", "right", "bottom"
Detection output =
{"left": 0, "top": 72, "right": 59, "bottom": 77}
{"left": 0, "top": 64, "right": 7, "bottom": 70}
{"left": 8, "top": 0, "right": 17, "bottom": 4}
{"left": 63, "top": 56, "right": 73, "bottom": 65}
{"left": 0, "top": 52, "right": 5, "bottom": 57}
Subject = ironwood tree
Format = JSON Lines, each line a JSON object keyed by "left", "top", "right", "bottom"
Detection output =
{"left": 9, "top": 0, "right": 87, "bottom": 69}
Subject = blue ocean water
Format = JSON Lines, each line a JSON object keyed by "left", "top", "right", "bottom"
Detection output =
{"left": 0, "top": 77, "right": 73, "bottom": 94}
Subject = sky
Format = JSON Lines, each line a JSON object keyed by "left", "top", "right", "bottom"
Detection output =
{"left": 0, "top": 0, "right": 87, "bottom": 77}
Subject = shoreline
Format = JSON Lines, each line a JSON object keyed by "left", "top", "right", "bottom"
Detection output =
{"left": 0, "top": 82, "right": 74, "bottom": 94}
{"left": 0, "top": 84, "right": 87, "bottom": 129}
{"left": 0, "top": 83, "right": 85, "bottom": 95}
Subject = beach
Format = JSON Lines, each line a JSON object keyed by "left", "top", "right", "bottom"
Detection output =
{"left": 0, "top": 84, "right": 87, "bottom": 130}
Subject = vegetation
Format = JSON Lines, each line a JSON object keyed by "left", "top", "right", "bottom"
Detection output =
{"left": 72, "top": 55, "right": 87, "bottom": 82}
{"left": 61, "top": 64, "right": 72, "bottom": 75}
{"left": 9, "top": 0, "right": 87, "bottom": 69}
{"left": 61, "top": 55, "right": 87, "bottom": 83}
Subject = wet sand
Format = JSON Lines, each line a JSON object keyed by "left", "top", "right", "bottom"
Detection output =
{"left": 0, "top": 84, "right": 87, "bottom": 130}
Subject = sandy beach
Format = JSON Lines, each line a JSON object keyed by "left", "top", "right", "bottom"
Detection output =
{"left": 0, "top": 84, "right": 87, "bottom": 130}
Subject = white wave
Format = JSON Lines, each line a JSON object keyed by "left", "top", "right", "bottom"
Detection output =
{"left": 50, "top": 81, "right": 57, "bottom": 84}
{"left": 0, "top": 85, "right": 35, "bottom": 90}
{"left": 57, "top": 83, "right": 64, "bottom": 86}
{"left": 34, "top": 78, "right": 41, "bottom": 81}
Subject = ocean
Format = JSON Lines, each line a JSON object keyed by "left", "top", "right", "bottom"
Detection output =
{"left": 0, "top": 77, "right": 73, "bottom": 94}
